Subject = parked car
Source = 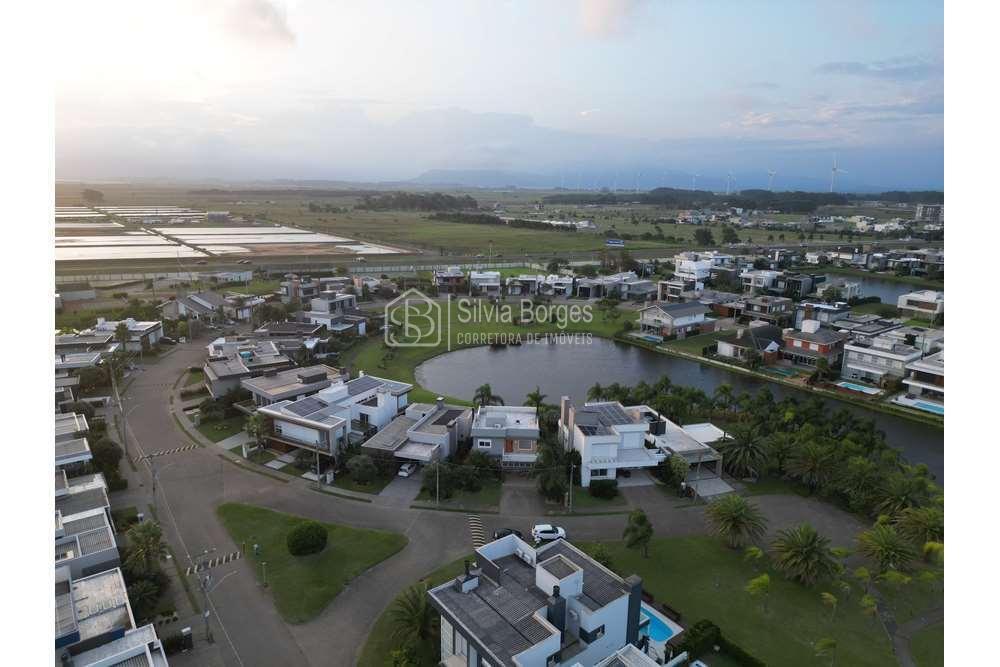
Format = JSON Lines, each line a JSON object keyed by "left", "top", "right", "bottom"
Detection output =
{"left": 531, "top": 524, "right": 566, "bottom": 543}
{"left": 159, "top": 336, "right": 176, "bottom": 346}
{"left": 492, "top": 528, "right": 523, "bottom": 540}
{"left": 398, "top": 462, "right": 418, "bottom": 478}
{"left": 238, "top": 259, "right": 252, "bottom": 265}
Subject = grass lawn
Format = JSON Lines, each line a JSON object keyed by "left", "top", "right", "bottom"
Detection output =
{"left": 246, "top": 448, "right": 277, "bottom": 465}
{"left": 415, "top": 479, "right": 503, "bottom": 511}
{"left": 850, "top": 301, "right": 899, "bottom": 316}
{"left": 578, "top": 536, "right": 896, "bottom": 667}
{"left": 332, "top": 471, "right": 395, "bottom": 494}
{"left": 662, "top": 330, "right": 731, "bottom": 356}
{"left": 357, "top": 555, "right": 471, "bottom": 667}
{"left": 568, "top": 486, "right": 629, "bottom": 510}
{"left": 216, "top": 503, "right": 408, "bottom": 624}
{"left": 343, "top": 298, "right": 629, "bottom": 404}
{"left": 196, "top": 415, "right": 246, "bottom": 443}
{"left": 183, "top": 369, "right": 204, "bottom": 387}
{"left": 910, "top": 620, "right": 943, "bottom": 667}
{"left": 877, "top": 564, "right": 943, "bottom": 625}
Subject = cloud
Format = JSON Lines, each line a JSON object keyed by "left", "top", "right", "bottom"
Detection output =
{"left": 744, "top": 81, "right": 780, "bottom": 90}
{"left": 224, "top": 0, "right": 295, "bottom": 47}
{"left": 814, "top": 56, "right": 939, "bottom": 82}
{"left": 578, "top": 108, "right": 601, "bottom": 117}
{"left": 578, "top": 0, "right": 644, "bottom": 37}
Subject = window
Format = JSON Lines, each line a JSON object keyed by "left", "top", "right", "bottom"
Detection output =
{"left": 517, "top": 440, "right": 534, "bottom": 452}
{"left": 591, "top": 468, "right": 609, "bottom": 478}
{"left": 477, "top": 439, "right": 493, "bottom": 449}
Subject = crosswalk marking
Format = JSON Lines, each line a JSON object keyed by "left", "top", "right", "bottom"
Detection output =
{"left": 146, "top": 444, "right": 198, "bottom": 458}
{"left": 467, "top": 515, "right": 486, "bottom": 548}
{"left": 185, "top": 550, "right": 242, "bottom": 576}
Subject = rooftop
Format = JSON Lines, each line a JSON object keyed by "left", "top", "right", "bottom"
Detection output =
{"left": 641, "top": 302, "right": 709, "bottom": 318}
{"left": 473, "top": 405, "right": 540, "bottom": 432}
{"left": 241, "top": 364, "right": 343, "bottom": 399}
{"left": 65, "top": 568, "right": 134, "bottom": 646}
{"left": 70, "top": 624, "right": 168, "bottom": 667}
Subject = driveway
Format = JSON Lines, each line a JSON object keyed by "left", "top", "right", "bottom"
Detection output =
{"left": 378, "top": 473, "right": 423, "bottom": 505}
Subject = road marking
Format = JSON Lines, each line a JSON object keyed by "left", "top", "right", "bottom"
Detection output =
{"left": 185, "top": 550, "right": 242, "bottom": 576}
{"left": 146, "top": 444, "right": 198, "bottom": 458}
{"left": 467, "top": 515, "right": 486, "bottom": 548}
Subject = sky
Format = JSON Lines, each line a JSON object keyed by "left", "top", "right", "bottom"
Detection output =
{"left": 54, "top": 0, "right": 944, "bottom": 191}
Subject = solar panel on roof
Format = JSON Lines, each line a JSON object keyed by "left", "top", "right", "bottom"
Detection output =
{"left": 286, "top": 396, "right": 326, "bottom": 416}
{"left": 348, "top": 375, "right": 381, "bottom": 395}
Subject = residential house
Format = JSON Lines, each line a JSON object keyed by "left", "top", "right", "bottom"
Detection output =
{"left": 637, "top": 302, "right": 710, "bottom": 339}
{"left": 715, "top": 324, "right": 783, "bottom": 364}
{"left": 619, "top": 276, "right": 657, "bottom": 302}
{"left": 539, "top": 274, "right": 575, "bottom": 297}
{"left": 159, "top": 291, "right": 227, "bottom": 323}
{"left": 203, "top": 338, "right": 292, "bottom": 398}
{"left": 470, "top": 405, "right": 540, "bottom": 469}
{"left": 841, "top": 336, "right": 923, "bottom": 386}
{"left": 87, "top": 318, "right": 163, "bottom": 352}
{"left": 574, "top": 272, "right": 639, "bottom": 300}
{"left": 223, "top": 293, "right": 266, "bottom": 321}
{"left": 279, "top": 274, "right": 321, "bottom": 304}
{"left": 815, "top": 278, "right": 862, "bottom": 302}
{"left": 56, "top": 412, "right": 92, "bottom": 471}
{"left": 305, "top": 292, "right": 368, "bottom": 335}
{"left": 362, "top": 398, "right": 472, "bottom": 464}
{"left": 774, "top": 273, "right": 821, "bottom": 299}
{"left": 782, "top": 320, "right": 848, "bottom": 368}
{"left": 241, "top": 364, "right": 347, "bottom": 407}
{"left": 55, "top": 332, "right": 117, "bottom": 357}
{"left": 794, "top": 302, "right": 851, "bottom": 328}
{"left": 198, "top": 269, "right": 253, "bottom": 284}
{"left": 909, "top": 249, "right": 944, "bottom": 276}
{"left": 743, "top": 295, "right": 793, "bottom": 326}
{"left": 68, "top": 623, "right": 169, "bottom": 667}
{"left": 901, "top": 350, "right": 944, "bottom": 404}
{"left": 804, "top": 251, "right": 827, "bottom": 265}
{"left": 672, "top": 250, "right": 734, "bottom": 284}
{"left": 258, "top": 373, "right": 413, "bottom": 468}
{"left": 55, "top": 508, "right": 119, "bottom": 579}
{"left": 835, "top": 314, "right": 902, "bottom": 345}
{"left": 255, "top": 321, "right": 326, "bottom": 338}
{"left": 470, "top": 271, "right": 502, "bottom": 298}
{"left": 429, "top": 535, "right": 674, "bottom": 667}
{"left": 55, "top": 567, "right": 134, "bottom": 655}
{"left": 506, "top": 274, "right": 547, "bottom": 297}
{"left": 896, "top": 290, "right": 944, "bottom": 321}
{"left": 883, "top": 325, "right": 944, "bottom": 354}
{"left": 739, "top": 269, "right": 782, "bottom": 294}
{"left": 656, "top": 278, "right": 696, "bottom": 303}
{"left": 434, "top": 267, "right": 466, "bottom": 294}
{"left": 55, "top": 371, "right": 80, "bottom": 412}
{"left": 648, "top": 421, "right": 731, "bottom": 498}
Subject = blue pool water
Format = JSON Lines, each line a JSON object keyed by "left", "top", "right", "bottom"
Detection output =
{"left": 837, "top": 381, "right": 881, "bottom": 395}
{"left": 640, "top": 604, "right": 675, "bottom": 642}
{"left": 914, "top": 401, "right": 945, "bottom": 415}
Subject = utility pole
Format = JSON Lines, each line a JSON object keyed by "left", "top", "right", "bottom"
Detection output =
{"left": 200, "top": 575, "right": 214, "bottom": 643}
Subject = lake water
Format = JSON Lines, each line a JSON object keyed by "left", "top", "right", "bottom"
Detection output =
{"left": 416, "top": 338, "right": 943, "bottom": 483}
{"left": 850, "top": 276, "right": 917, "bottom": 304}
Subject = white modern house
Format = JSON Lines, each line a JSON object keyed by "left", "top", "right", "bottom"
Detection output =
{"left": 902, "top": 350, "right": 944, "bottom": 404}
{"left": 305, "top": 292, "right": 367, "bottom": 334}
{"left": 841, "top": 336, "right": 923, "bottom": 385}
{"left": 241, "top": 364, "right": 347, "bottom": 407}
{"left": 428, "top": 535, "right": 676, "bottom": 667}
{"left": 86, "top": 318, "right": 163, "bottom": 352}
{"left": 739, "top": 269, "right": 782, "bottom": 294}
{"left": 506, "top": 274, "right": 547, "bottom": 297}
{"left": 672, "top": 250, "right": 734, "bottom": 284}
{"left": 470, "top": 271, "right": 502, "bottom": 297}
{"left": 362, "top": 399, "right": 472, "bottom": 464}
{"left": 896, "top": 290, "right": 944, "bottom": 321}
{"left": 470, "top": 405, "right": 540, "bottom": 469}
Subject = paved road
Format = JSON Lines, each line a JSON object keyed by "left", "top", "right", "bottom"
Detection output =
{"left": 117, "top": 337, "right": 872, "bottom": 666}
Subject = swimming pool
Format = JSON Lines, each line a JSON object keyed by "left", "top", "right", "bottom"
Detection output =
{"left": 836, "top": 381, "right": 881, "bottom": 395}
{"left": 913, "top": 401, "right": 944, "bottom": 415}
{"left": 639, "top": 603, "right": 675, "bottom": 642}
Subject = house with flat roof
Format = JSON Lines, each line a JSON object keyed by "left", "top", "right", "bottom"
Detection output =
{"left": 428, "top": 535, "right": 673, "bottom": 667}
{"left": 835, "top": 314, "right": 902, "bottom": 345}
{"left": 434, "top": 266, "right": 466, "bottom": 294}
{"left": 241, "top": 364, "right": 346, "bottom": 407}
{"left": 258, "top": 373, "right": 413, "bottom": 468}
{"left": 883, "top": 325, "right": 944, "bottom": 354}
{"left": 86, "top": 318, "right": 163, "bottom": 352}
{"left": 470, "top": 271, "right": 502, "bottom": 298}
{"left": 55, "top": 508, "right": 119, "bottom": 578}
{"left": 841, "top": 336, "right": 923, "bottom": 386}
{"left": 69, "top": 623, "right": 169, "bottom": 667}
{"left": 901, "top": 350, "right": 944, "bottom": 404}
{"left": 203, "top": 338, "right": 292, "bottom": 398}
{"left": 56, "top": 351, "right": 104, "bottom": 371}
{"left": 815, "top": 277, "right": 862, "bottom": 302}
{"left": 743, "top": 295, "right": 793, "bottom": 326}
{"left": 255, "top": 321, "right": 326, "bottom": 337}
{"left": 559, "top": 400, "right": 664, "bottom": 487}
{"left": 656, "top": 278, "right": 696, "bottom": 303}
{"left": 305, "top": 292, "right": 368, "bottom": 335}
{"left": 362, "top": 399, "right": 472, "bottom": 463}
{"left": 539, "top": 275, "right": 575, "bottom": 297}
{"left": 782, "top": 320, "right": 848, "bottom": 368}
{"left": 739, "top": 269, "right": 782, "bottom": 295}
{"left": 56, "top": 412, "right": 92, "bottom": 470}
{"left": 794, "top": 301, "right": 851, "bottom": 328}
{"left": 55, "top": 566, "right": 134, "bottom": 655}
{"left": 637, "top": 302, "right": 710, "bottom": 339}
{"left": 55, "top": 332, "right": 117, "bottom": 356}
{"left": 471, "top": 406, "right": 540, "bottom": 469}
{"left": 896, "top": 290, "right": 944, "bottom": 321}
{"left": 506, "top": 274, "right": 548, "bottom": 297}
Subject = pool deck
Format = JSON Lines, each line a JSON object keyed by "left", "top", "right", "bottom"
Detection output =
{"left": 640, "top": 602, "right": 685, "bottom": 661}
{"left": 892, "top": 394, "right": 945, "bottom": 415}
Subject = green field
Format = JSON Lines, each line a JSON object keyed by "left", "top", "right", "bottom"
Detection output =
{"left": 415, "top": 479, "right": 502, "bottom": 511}
{"left": 579, "top": 537, "right": 898, "bottom": 667}
{"left": 910, "top": 621, "right": 944, "bottom": 667}
{"left": 215, "top": 503, "right": 408, "bottom": 623}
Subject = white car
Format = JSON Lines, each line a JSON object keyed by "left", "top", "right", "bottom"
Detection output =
{"left": 531, "top": 524, "right": 566, "bottom": 543}
{"left": 398, "top": 462, "right": 418, "bottom": 478}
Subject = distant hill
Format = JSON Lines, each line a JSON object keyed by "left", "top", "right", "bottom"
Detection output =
{"left": 409, "top": 169, "right": 554, "bottom": 188}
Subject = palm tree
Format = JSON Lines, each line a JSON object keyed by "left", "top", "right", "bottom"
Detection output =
{"left": 705, "top": 494, "right": 768, "bottom": 549}
{"left": 770, "top": 523, "right": 839, "bottom": 585}
{"left": 852, "top": 566, "right": 872, "bottom": 594}
{"left": 820, "top": 591, "right": 838, "bottom": 620}
{"left": 744, "top": 573, "right": 770, "bottom": 613}
{"left": 473, "top": 384, "right": 504, "bottom": 407}
{"left": 786, "top": 441, "right": 833, "bottom": 493}
{"left": 713, "top": 384, "right": 734, "bottom": 413}
{"left": 765, "top": 431, "right": 797, "bottom": 475}
{"left": 587, "top": 383, "right": 606, "bottom": 402}
{"left": 389, "top": 583, "right": 437, "bottom": 646}
{"left": 859, "top": 594, "right": 879, "bottom": 624}
{"left": 857, "top": 523, "right": 917, "bottom": 572}
{"left": 719, "top": 426, "right": 767, "bottom": 480}
{"left": 127, "top": 579, "right": 160, "bottom": 618}
{"left": 114, "top": 321, "right": 130, "bottom": 349}
{"left": 525, "top": 386, "right": 547, "bottom": 412}
{"left": 814, "top": 637, "right": 837, "bottom": 666}
{"left": 125, "top": 521, "right": 168, "bottom": 575}
{"left": 622, "top": 509, "right": 654, "bottom": 558}
{"left": 894, "top": 506, "right": 944, "bottom": 545}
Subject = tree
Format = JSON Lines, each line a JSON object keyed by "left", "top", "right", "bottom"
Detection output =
{"left": 623, "top": 509, "right": 654, "bottom": 558}
{"left": 705, "top": 494, "right": 768, "bottom": 549}
{"left": 694, "top": 228, "right": 716, "bottom": 246}
{"left": 857, "top": 523, "right": 917, "bottom": 572}
{"left": 127, "top": 579, "right": 160, "bottom": 618}
{"left": 91, "top": 437, "right": 124, "bottom": 472}
{"left": 713, "top": 384, "right": 734, "bottom": 413}
{"left": 719, "top": 425, "right": 767, "bottom": 480}
{"left": 786, "top": 441, "right": 834, "bottom": 493}
{"left": 743, "top": 546, "right": 764, "bottom": 569}
{"left": 534, "top": 438, "right": 566, "bottom": 502}
{"left": 125, "top": 521, "right": 168, "bottom": 575}
{"left": 771, "top": 523, "right": 839, "bottom": 585}
{"left": 859, "top": 594, "right": 879, "bottom": 624}
{"left": 821, "top": 591, "right": 839, "bottom": 620}
{"left": 347, "top": 454, "right": 378, "bottom": 485}
{"left": 473, "top": 383, "right": 504, "bottom": 406}
{"left": 389, "top": 584, "right": 437, "bottom": 646}
{"left": 745, "top": 573, "right": 771, "bottom": 613}
{"left": 525, "top": 386, "right": 547, "bottom": 412}
{"left": 592, "top": 544, "right": 613, "bottom": 569}
{"left": 114, "top": 321, "right": 131, "bottom": 349}
{"left": 895, "top": 506, "right": 944, "bottom": 545}
{"left": 808, "top": 357, "right": 831, "bottom": 384}
{"left": 244, "top": 412, "right": 265, "bottom": 448}
{"left": 67, "top": 400, "right": 95, "bottom": 420}
{"left": 814, "top": 637, "right": 837, "bottom": 666}
{"left": 587, "top": 383, "right": 607, "bottom": 401}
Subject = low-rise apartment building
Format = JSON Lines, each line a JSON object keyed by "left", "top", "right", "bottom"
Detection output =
{"left": 896, "top": 290, "right": 944, "bottom": 321}
{"left": 841, "top": 336, "right": 923, "bottom": 385}
{"left": 471, "top": 405, "right": 540, "bottom": 469}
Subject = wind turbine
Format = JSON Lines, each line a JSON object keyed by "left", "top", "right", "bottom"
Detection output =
{"left": 767, "top": 169, "right": 777, "bottom": 191}
{"left": 829, "top": 155, "right": 847, "bottom": 193}
{"left": 691, "top": 173, "right": 700, "bottom": 190}
{"left": 725, "top": 171, "right": 735, "bottom": 195}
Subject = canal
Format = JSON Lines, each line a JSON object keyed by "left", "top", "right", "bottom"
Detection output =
{"left": 415, "top": 338, "right": 944, "bottom": 483}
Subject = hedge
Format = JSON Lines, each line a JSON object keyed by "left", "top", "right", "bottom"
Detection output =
{"left": 588, "top": 479, "right": 619, "bottom": 499}
{"left": 678, "top": 619, "right": 765, "bottom": 667}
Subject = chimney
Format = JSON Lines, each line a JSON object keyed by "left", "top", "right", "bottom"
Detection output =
{"left": 436, "top": 396, "right": 445, "bottom": 411}
{"left": 546, "top": 585, "right": 567, "bottom": 632}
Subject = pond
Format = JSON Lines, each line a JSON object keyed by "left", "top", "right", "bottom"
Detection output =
{"left": 850, "top": 276, "right": 921, "bottom": 305}
{"left": 415, "top": 338, "right": 943, "bottom": 483}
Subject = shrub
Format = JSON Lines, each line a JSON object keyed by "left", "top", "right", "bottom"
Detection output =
{"left": 346, "top": 454, "right": 377, "bottom": 484}
{"left": 679, "top": 619, "right": 721, "bottom": 656}
{"left": 588, "top": 479, "right": 619, "bottom": 499}
{"left": 286, "top": 520, "right": 328, "bottom": 556}
{"left": 161, "top": 632, "right": 188, "bottom": 655}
